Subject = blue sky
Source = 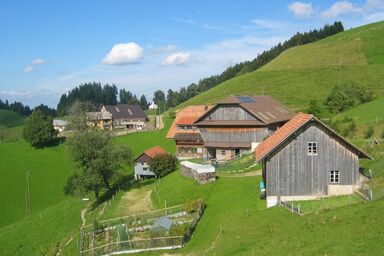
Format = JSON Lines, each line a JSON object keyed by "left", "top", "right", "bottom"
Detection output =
{"left": 0, "top": 0, "right": 383, "bottom": 107}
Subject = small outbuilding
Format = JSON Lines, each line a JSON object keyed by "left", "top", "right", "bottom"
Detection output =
{"left": 180, "top": 161, "right": 216, "bottom": 184}
{"left": 256, "top": 112, "right": 372, "bottom": 208}
{"left": 134, "top": 146, "right": 167, "bottom": 180}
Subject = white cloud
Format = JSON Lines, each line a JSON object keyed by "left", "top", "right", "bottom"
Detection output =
{"left": 322, "top": 1, "right": 362, "bottom": 18}
{"left": 162, "top": 52, "right": 191, "bottom": 65}
{"left": 252, "top": 19, "right": 288, "bottom": 29}
{"left": 24, "top": 65, "right": 35, "bottom": 73}
{"left": 288, "top": 2, "right": 313, "bottom": 18}
{"left": 24, "top": 58, "right": 46, "bottom": 73}
{"left": 31, "top": 58, "right": 45, "bottom": 65}
{"left": 102, "top": 42, "right": 144, "bottom": 65}
{"left": 154, "top": 44, "right": 177, "bottom": 53}
{"left": 365, "top": 0, "right": 384, "bottom": 10}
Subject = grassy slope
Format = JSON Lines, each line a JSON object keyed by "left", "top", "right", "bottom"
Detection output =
{"left": 0, "top": 109, "right": 25, "bottom": 127}
{"left": 0, "top": 199, "right": 82, "bottom": 256}
{"left": 140, "top": 169, "right": 384, "bottom": 255}
{"left": 114, "top": 116, "right": 175, "bottom": 157}
{"left": 177, "top": 21, "right": 384, "bottom": 112}
{"left": 0, "top": 115, "right": 176, "bottom": 255}
{"left": 334, "top": 95, "right": 384, "bottom": 125}
{"left": 0, "top": 141, "right": 75, "bottom": 227}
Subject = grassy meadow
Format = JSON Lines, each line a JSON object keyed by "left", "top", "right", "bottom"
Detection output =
{"left": 177, "top": 21, "right": 384, "bottom": 112}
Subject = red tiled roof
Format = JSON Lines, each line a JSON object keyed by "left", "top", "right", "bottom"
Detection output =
{"left": 166, "top": 105, "right": 212, "bottom": 139}
{"left": 176, "top": 116, "right": 199, "bottom": 125}
{"left": 255, "top": 113, "right": 313, "bottom": 162}
{"left": 144, "top": 146, "right": 167, "bottom": 159}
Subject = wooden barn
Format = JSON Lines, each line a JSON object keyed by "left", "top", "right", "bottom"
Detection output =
{"left": 255, "top": 113, "right": 372, "bottom": 207}
{"left": 194, "top": 95, "right": 294, "bottom": 161}
{"left": 166, "top": 105, "right": 211, "bottom": 159}
{"left": 134, "top": 146, "right": 167, "bottom": 180}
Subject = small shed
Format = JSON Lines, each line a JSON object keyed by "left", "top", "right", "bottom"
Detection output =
{"left": 256, "top": 112, "right": 372, "bottom": 208}
{"left": 134, "top": 146, "right": 167, "bottom": 180}
{"left": 151, "top": 216, "right": 172, "bottom": 234}
{"left": 180, "top": 161, "right": 216, "bottom": 184}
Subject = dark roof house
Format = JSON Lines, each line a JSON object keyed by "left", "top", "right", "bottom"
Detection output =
{"left": 103, "top": 104, "right": 147, "bottom": 120}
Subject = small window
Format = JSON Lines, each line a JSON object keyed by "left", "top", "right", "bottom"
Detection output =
{"left": 308, "top": 142, "right": 317, "bottom": 155}
{"left": 221, "top": 150, "right": 226, "bottom": 156}
{"left": 330, "top": 170, "right": 340, "bottom": 183}
{"left": 143, "top": 167, "right": 148, "bottom": 171}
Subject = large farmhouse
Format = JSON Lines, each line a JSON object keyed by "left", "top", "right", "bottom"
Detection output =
{"left": 166, "top": 105, "right": 211, "bottom": 159}
{"left": 256, "top": 113, "right": 372, "bottom": 207}
{"left": 86, "top": 104, "right": 148, "bottom": 130}
{"left": 194, "top": 95, "right": 294, "bottom": 161}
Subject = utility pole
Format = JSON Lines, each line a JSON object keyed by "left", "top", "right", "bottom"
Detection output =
{"left": 26, "top": 171, "right": 31, "bottom": 217}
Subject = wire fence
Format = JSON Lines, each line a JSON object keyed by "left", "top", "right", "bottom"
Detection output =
{"left": 80, "top": 199, "right": 204, "bottom": 256}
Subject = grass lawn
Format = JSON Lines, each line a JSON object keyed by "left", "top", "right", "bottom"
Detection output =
{"left": 292, "top": 194, "right": 365, "bottom": 214}
{"left": 114, "top": 115, "right": 175, "bottom": 157}
{"left": 0, "top": 140, "right": 76, "bottom": 227}
{"left": 144, "top": 167, "right": 383, "bottom": 255}
{"left": 0, "top": 198, "right": 82, "bottom": 256}
{"left": 215, "top": 153, "right": 260, "bottom": 173}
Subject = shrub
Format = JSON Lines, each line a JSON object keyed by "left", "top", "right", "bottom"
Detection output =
{"left": 23, "top": 109, "right": 57, "bottom": 147}
{"left": 306, "top": 100, "right": 324, "bottom": 117}
{"left": 324, "top": 83, "right": 372, "bottom": 113}
{"left": 149, "top": 154, "right": 178, "bottom": 177}
{"left": 364, "top": 126, "right": 374, "bottom": 139}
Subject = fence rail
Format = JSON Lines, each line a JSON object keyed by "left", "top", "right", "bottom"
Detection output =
{"left": 279, "top": 200, "right": 303, "bottom": 216}
{"left": 80, "top": 199, "right": 204, "bottom": 256}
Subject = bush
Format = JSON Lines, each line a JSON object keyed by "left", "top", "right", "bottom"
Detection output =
{"left": 149, "top": 154, "right": 178, "bottom": 177}
{"left": 23, "top": 109, "right": 57, "bottom": 147}
{"left": 381, "top": 130, "right": 384, "bottom": 140}
{"left": 306, "top": 100, "right": 324, "bottom": 117}
{"left": 364, "top": 126, "right": 375, "bottom": 139}
{"left": 324, "top": 83, "right": 372, "bottom": 113}
{"left": 330, "top": 117, "right": 356, "bottom": 138}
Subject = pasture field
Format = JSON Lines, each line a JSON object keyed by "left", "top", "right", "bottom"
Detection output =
{"left": 177, "top": 21, "right": 384, "bottom": 112}
{"left": 0, "top": 141, "right": 75, "bottom": 227}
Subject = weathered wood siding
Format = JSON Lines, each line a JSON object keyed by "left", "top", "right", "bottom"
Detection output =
{"left": 203, "top": 105, "right": 256, "bottom": 121}
{"left": 265, "top": 122, "right": 359, "bottom": 197}
{"left": 200, "top": 127, "right": 269, "bottom": 143}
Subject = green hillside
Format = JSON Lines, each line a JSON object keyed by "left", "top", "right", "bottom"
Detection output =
{"left": 178, "top": 21, "right": 384, "bottom": 111}
{"left": 0, "top": 141, "right": 76, "bottom": 227}
{"left": 335, "top": 95, "right": 384, "bottom": 125}
{"left": 0, "top": 110, "right": 25, "bottom": 127}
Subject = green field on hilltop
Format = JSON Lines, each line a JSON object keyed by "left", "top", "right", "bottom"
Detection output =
{"left": 178, "top": 21, "right": 384, "bottom": 112}
{"left": 334, "top": 96, "right": 384, "bottom": 125}
{"left": 0, "top": 110, "right": 26, "bottom": 128}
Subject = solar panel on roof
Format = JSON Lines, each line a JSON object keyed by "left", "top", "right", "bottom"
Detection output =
{"left": 237, "top": 96, "right": 255, "bottom": 103}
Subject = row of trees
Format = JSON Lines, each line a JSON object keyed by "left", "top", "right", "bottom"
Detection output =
{"left": 0, "top": 98, "right": 57, "bottom": 117}
{"left": 56, "top": 83, "right": 152, "bottom": 116}
{"left": 0, "top": 99, "right": 32, "bottom": 116}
